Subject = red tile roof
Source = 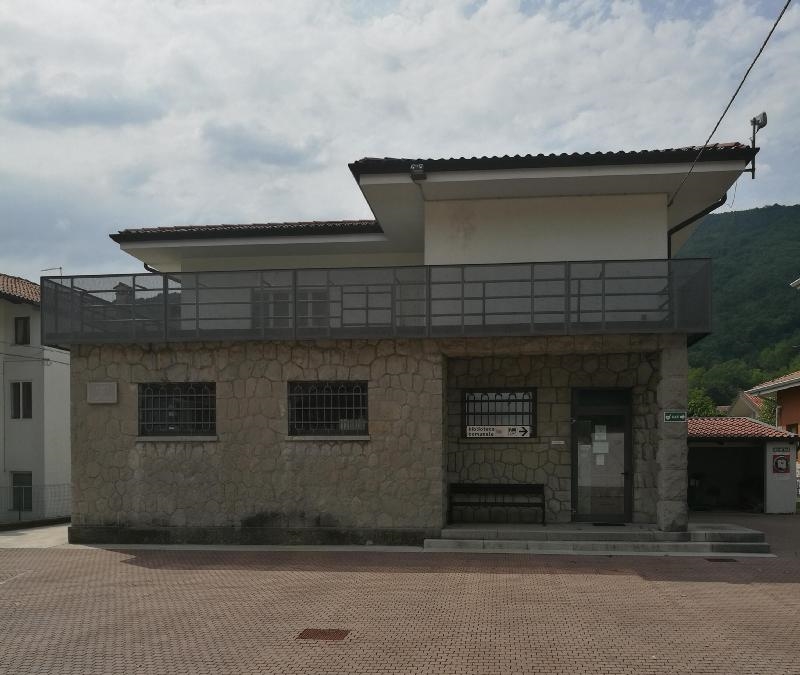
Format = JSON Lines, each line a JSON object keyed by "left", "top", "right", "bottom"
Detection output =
{"left": 743, "top": 392, "right": 766, "bottom": 412}
{"left": 747, "top": 370, "right": 800, "bottom": 395}
{"left": 688, "top": 417, "right": 796, "bottom": 439}
{"left": 349, "top": 143, "right": 757, "bottom": 178}
{"left": 0, "top": 273, "right": 40, "bottom": 306}
{"left": 111, "top": 219, "right": 382, "bottom": 244}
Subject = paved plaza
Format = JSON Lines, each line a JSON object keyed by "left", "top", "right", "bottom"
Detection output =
{"left": 0, "top": 518, "right": 799, "bottom": 674}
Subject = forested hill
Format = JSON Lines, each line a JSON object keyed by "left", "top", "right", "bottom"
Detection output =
{"left": 677, "top": 203, "right": 800, "bottom": 404}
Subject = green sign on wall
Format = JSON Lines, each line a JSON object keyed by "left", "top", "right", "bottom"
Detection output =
{"left": 664, "top": 410, "right": 687, "bottom": 423}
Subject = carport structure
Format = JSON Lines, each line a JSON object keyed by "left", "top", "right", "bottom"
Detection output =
{"left": 688, "top": 417, "right": 797, "bottom": 514}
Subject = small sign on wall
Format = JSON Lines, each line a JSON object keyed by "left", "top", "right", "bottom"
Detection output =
{"left": 664, "top": 410, "right": 687, "bottom": 422}
{"left": 466, "top": 425, "right": 532, "bottom": 438}
{"left": 87, "top": 382, "right": 118, "bottom": 404}
{"left": 771, "top": 448, "right": 791, "bottom": 478}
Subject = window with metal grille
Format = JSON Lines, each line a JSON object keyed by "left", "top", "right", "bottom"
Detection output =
{"left": 463, "top": 389, "right": 536, "bottom": 438}
{"left": 11, "top": 472, "right": 32, "bottom": 511}
{"left": 14, "top": 317, "right": 30, "bottom": 345}
{"left": 10, "top": 382, "right": 32, "bottom": 419}
{"left": 138, "top": 382, "right": 216, "bottom": 436}
{"left": 288, "top": 381, "right": 368, "bottom": 436}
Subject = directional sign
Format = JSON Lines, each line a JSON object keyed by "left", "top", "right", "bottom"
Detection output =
{"left": 663, "top": 411, "right": 687, "bottom": 423}
{"left": 466, "top": 425, "right": 533, "bottom": 438}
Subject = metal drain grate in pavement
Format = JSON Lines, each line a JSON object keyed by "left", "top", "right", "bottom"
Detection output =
{"left": 705, "top": 558, "right": 738, "bottom": 563}
{"left": 297, "top": 629, "right": 350, "bottom": 641}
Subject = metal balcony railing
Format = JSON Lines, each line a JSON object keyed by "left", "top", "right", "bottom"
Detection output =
{"left": 41, "top": 259, "right": 711, "bottom": 345}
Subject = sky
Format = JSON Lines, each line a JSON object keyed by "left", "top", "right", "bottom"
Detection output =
{"left": 0, "top": 0, "right": 797, "bottom": 282}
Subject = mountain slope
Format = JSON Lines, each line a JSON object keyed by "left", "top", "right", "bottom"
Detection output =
{"left": 677, "top": 203, "right": 800, "bottom": 402}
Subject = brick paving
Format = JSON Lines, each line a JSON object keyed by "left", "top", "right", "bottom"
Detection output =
{"left": 1, "top": 542, "right": 799, "bottom": 674}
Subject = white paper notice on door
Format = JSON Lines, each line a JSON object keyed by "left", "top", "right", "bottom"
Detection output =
{"left": 592, "top": 441, "right": 609, "bottom": 454}
{"left": 595, "top": 454, "right": 605, "bottom": 466}
{"left": 593, "top": 425, "right": 607, "bottom": 441}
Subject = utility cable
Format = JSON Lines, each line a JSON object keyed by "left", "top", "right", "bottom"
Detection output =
{"left": 0, "top": 351, "right": 71, "bottom": 366}
{"left": 667, "top": 0, "right": 792, "bottom": 207}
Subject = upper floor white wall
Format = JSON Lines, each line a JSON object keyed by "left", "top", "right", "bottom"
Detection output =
{"left": 423, "top": 194, "right": 668, "bottom": 266}
{"left": 0, "top": 300, "right": 40, "bottom": 348}
{"left": 177, "top": 251, "right": 422, "bottom": 273}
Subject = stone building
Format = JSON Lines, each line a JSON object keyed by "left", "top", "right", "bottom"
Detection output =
{"left": 42, "top": 143, "right": 758, "bottom": 544}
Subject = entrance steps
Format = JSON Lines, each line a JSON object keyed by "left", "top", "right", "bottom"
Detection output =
{"left": 423, "top": 523, "right": 771, "bottom": 556}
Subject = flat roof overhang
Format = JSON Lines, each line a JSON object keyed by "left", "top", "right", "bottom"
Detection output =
{"left": 116, "top": 232, "right": 407, "bottom": 271}
{"left": 353, "top": 158, "right": 754, "bottom": 258}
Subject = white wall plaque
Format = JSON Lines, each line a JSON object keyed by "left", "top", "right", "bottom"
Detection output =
{"left": 466, "top": 425, "right": 533, "bottom": 438}
{"left": 87, "top": 381, "right": 118, "bottom": 404}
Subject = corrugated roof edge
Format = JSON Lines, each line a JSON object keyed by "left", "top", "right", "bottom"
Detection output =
{"left": 348, "top": 143, "right": 758, "bottom": 179}
{"left": 111, "top": 219, "right": 382, "bottom": 244}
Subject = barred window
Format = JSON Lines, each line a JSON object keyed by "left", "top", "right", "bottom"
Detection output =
{"left": 11, "top": 472, "right": 32, "bottom": 512}
{"left": 463, "top": 389, "right": 536, "bottom": 438}
{"left": 138, "top": 382, "right": 216, "bottom": 436}
{"left": 288, "top": 381, "right": 368, "bottom": 436}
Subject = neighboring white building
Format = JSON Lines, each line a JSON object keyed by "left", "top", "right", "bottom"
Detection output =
{"left": 0, "top": 274, "right": 71, "bottom": 521}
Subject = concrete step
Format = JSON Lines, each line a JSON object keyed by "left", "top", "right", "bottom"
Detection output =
{"left": 423, "top": 538, "right": 771, "bottom": 555}
{"left": 439, "top": 527, "right": 766, "bottom": 544}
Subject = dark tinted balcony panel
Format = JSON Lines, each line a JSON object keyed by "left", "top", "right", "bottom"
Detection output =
{"left": 571, "top": 279, "right": 602, "bottom": 294}
{"left": 431, "top": 299, "right": 463, "bottom": 315}
{"left": 296, "top": 270, "right": 328, "bottom": 285}
{"left": 484, "top": 281, "right": 530, "bottom": 297}
{"left": 570, "top": 262, "right": 603, "bottom": 279}
{"left": 605, "top": 278, "right": 667, "bottom": 294}
{"left": 464, "top": 264, "right": 530, "bottom": 282}
{"left": 533, "top": 263, "right": 566, "bottom": 280}
{"left": 430, "top": 284, "right": 464, "bottom": 299}
{"left": 430, "top": 267, "right": 461, "bottom": 283}
{"left": 41, "top": 259, "right": 711, "bottom": 345}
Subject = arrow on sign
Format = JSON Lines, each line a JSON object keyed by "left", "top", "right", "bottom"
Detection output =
{"left": 519, "top": 427, "right": 529, "bottom": 437}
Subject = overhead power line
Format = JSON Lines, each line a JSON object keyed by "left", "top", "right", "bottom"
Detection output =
{"left": 667, "top": 0, "right": 792, "bottom": 207}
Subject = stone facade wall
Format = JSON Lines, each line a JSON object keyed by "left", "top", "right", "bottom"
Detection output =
{"left": 69, "top": 333, "right": 688, "bottom": 543}
{"left": 70, "top": 340, "right": 445, "bottom": 543}
{"left": 656, "top": 336, "right": 690, "bottom": 530}
{"left": 446, "top": 351, "right": 661, "bottom": 523}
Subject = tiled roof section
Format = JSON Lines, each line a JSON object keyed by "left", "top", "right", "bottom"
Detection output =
{"left": 0, "top": 273, "right": 40, "bottom": 306}
{"left": 743, "top": 392, "right": 766, "bottom": 412}
{"left": 349, "top": 143, "right": 757, "bottom": 178}
{"left": 110, "top": 220, "right": 382, "bottom": 244}
{"left": 688, "top": 417, "right": 796, "bottom": 439}
{"left": 747, "top": 370, "right": 800, "bottom": 395}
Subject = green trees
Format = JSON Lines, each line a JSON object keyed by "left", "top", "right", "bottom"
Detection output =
{"left": 757, "top": 397, "right": 777, "bottom": 426}
{"left": 687, "top": 388, "right": 719, "bottom": 417}
{"left": 679, "top": 204, "right": 800, "bottom": 404}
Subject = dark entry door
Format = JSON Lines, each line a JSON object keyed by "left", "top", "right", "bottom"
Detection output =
{"left": 572, "top": 390, "right": 632, "bottom": 522}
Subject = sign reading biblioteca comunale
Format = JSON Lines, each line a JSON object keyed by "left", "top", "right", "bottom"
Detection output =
{"left": 466, "top": 426, "right": 532, "bottom": 438}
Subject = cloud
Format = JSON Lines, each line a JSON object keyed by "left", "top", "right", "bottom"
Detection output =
{"left": 202, "top": 122, "right": 323, "bottom": 169}
{"left": 0, "top": 171, "right": 161, "bottom": 280}
{"left": 0, "top": 74, "right": 166, "bottom": 128}
{"left": 0, "top": 0, "right": 797, "bottom": 282}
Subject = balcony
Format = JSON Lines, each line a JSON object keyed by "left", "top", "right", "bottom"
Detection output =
{"left": 41, "top": 259, "right": 711, "bottom": 346}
